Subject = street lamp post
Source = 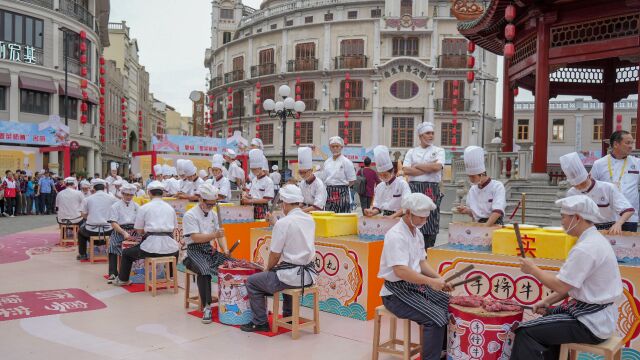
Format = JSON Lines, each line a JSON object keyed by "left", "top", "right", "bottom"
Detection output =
{"left": 59, "top": 27, "right": 71, "bottom": 126}
{"left": 474, "top": 76, "right": 497, "bottom": 147}
{"left": 262, "top": 85, "right": 306, "bottom": 172}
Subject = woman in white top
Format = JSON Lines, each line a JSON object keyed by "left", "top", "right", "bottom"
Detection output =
{"left": 513, "top": 195, "right": 623, "bottom": 359}
{"left": 364, "top": 145, "right": 411, "bottom": 218}
{"left": 320, "top": 136, "right": 356, "bottom": 213}
{"left": 456, "top": 146, "right": 506, "bottom": 226}
{"left": 241, "top": 149, "right": 274, "bottom": 219}
{"left": 106, "top": 183, "right": 139, "bottom": 282}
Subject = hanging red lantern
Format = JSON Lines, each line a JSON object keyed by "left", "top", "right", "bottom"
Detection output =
{"left": 99, "top": 97, "right": 105, "bottom": 104}
{"left": 467, "top": 71, "right": 475, "bottom": 83}
{"left": 227, "top": 95, "right": 232, "bottom": 101}
{"left": 100, "top": 88, "right": 105, "bottom": 95}
{"left": 99, "top": 127, "right": 105, "bottom": 135}
{"left": 121, "top": 105, "right": 126, "bottom": 110}
{"left": 345, "top": 82, "right": 350, "bottom": 90}
{"left": 453, "top": 80, "right": 459, "bottom": 87}
{"left": 80, "top": 67, "right": 88, "bottom": 77}
{"left": 452, "top": 108, "right": 458, "bottom": 116}
{"left": 256, "top": 82, "right": 261, "bottom": 89}
{"left": 227, "top": 87, "right": 233, "bottom": 94}
{"left": 505, "top": 24, "right": 516, "bottom": 41}
{"left": 617, "top": 125, "right": 622, "bottom": 131}
{"left": 100, "top": 67, "right": 105, "bottom": 75}
{"left": 345, "top": 72, "right": 351, "bottom": 80}
{"left": 80, "top": 42, "right": 87, "bottom": 52}
{"left": 295, "top": 139, "right": 300, "bottom": 146}
{"left": 467, "top": 56, "right": 475, "bottom": 69}
{"left": 82, "top": 91, "right": 88, "bottom": 100}
{"left": 100, "top": 135, "right": 105, "bottom": 142}
{"left": 80, "top": 115, "right": 87, "bottom": 124}
{"left": 256, "top": 124, "right": 260, "bottom": 131}
{"left": 227, "top": 103, "right": 233, "bottom": 110}
{"left": 99, "top": 57, "right": 105, "bottom": 65}
{"left": 122, "top": 144, "right": 126, "bottom": 150}
{"left": 296, "top": 129, "right": 300, "bottom": 137}
{"left": 81, "top": 102, "right": 88, "bottom": 112}
{"left": 504, "top": 43, "right": 515, "bottom": 59}
{"left": 345, "top": 101, "right": 350, "bottom": 109}
{"left": 452, "top": 99, "right": 459, "bottom": 106}
{"left": 121, "top": 98, "right": 126, "bottom": 103}
{"left": 453, "top": 89, "right": 459, "bottom": 97}
{"left": 345, "top": 92, "right": 350, "bottom": 99}
{"left": 616, "top": 114, "right": 623, "bottom": 123}
{"left": 296, "top": 85, "right": 301, "bottom": 94}
{"left": 99, "top": 77, "right": 105, "bottom": 86}
{"left": 452, "top": 137, "right": 457, "bottom": 145}
{"left": 505, "top": 5, "right": 516, "bottom": 22}
{"left": 452, "top": 118, "right": 458, "bottom": 126}
{"left": 452, "top": 127, "right": 457, "bottom": 135}
{"left": 344, "top": 110, "right": 349, "bottom": 118}
{"left": 99, "top": 119, "right": 105, "bottom": 126}
{"left": 79, "top": 54, "right": 87, "bottom": 64}
{"left": 79, "top": 30, "right": 87, "bottom": 40}
{"left": 513, "top": 87, "right": 519, "bottom": 96}
{"left": 80, "top": 79, "right": 88, "bottom": 88}
{"left": 467, "top": 41, "right": 476, "bottom": 53}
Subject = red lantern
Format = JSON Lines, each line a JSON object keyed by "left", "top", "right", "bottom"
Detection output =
{"left": 80, "top": 115, "right": 87, "bottom": 124}
{"left": 513, "top": 87, "right": 519, "bottom": 96}
{"left": 255, "top": 98, "right": 261, "bottom": 105}
{"left": 452, "top": 99, "right": 459, "bottom": 106}
{"left": 256, "top": 108, "right": 261, "bottom": 115}
{"left": 453, "top": 80, "right": 459, "bottom": 87}
{"left": 295, "top": 95, "right": 301, "bottom": 101}
{"left": 345, "top": 82, "right": 350, "bottom": 90}
{"left": 100, "top": 135, "right": 105, "bottom": 142}
{"left": 100, "top": 88, "right": 105, "bottom": 95}
{"left": 80, "top": 79, "right": 88, "bottom": 89}
{"left": 296, "top": 85, "right": 301, "bottom": 94}
{"left": 227, "top": 87, "right": 233, "bottom": 94}
{"left": 82, "top": 91, "right": 88, "bottom": 100}
{"left": 99, "top": 57, "right": 105, "bottom": 65}
{"left": 228, "top": 120, "right": 232, "bottom": 126}
{"left": 452, "top": 108, "right": 458, "bottom": 116}
{"left": 344, "top": 120, "right": 349, "bottom": 127}
{"left": 122, "top": 131, "right": 127, "bottom": 137}
{"left": 80, "top": 42, "right": 87, "bottom": 52}
{"left": 256, "top": 124, "right": 260, "bottom": 131}
{"left": 505, "top": 24, "right": 516, "bottom": 41}
{"left": 100, "top": 67, "right": 105, "bottom": 75}
{"left": 504, "top": 43, "right": 515, "bottom": 59}
{"left": 467, "top": 41, "right": 476, "bottom": 53}
{"left": 451, "top": 137, "right": 457, "bottom": 145}
{"left": 345, "top": 101, "right": 350, "bottom": 109}
{"left": 296, "top": 129, "right": 301, "bottom": 137}
{"left": 99, "top": 77, "right": 105, "bottom": 86}
{"left": 80, "top": 54, "right": 87, "bottom": 64}
{"left": 467, "top": 71, "right": 475, "bottom": 83}
{"left": 121, "top": 98, "right": 126, "bottom": 103}
{"left": 121, "top": 105, "right": 126, "bottom": 110}
{"left": 452, "top": 127, "right": 457, "bottom": 135}
{"left": 256, "top": 82, "right": 261, "bottom": 89}
{"left": 467, "top": 56, "right": 475, "bottom": 69}
{"left": 295, "top": 139, "right": 300, "bottom": 146}
{"left": 344, "top": 110, "right": 350, "bottom": 118}
{"left": 617, "top": 114, "right": 623, "bottom": 123}
{"left": 81, "top": 67, "right": 88, "bottom": 77}
{"left": 345, "top": 72, "right": 351, "bottom": 80}
{"left": 99, "top": 127, "right": 105, "bottom": 135}
{"left": 99, "top": 118, "right": 105, "bottom": 125}
{"left": 227, "top": 95, "right": 232, "bottom": 101}
{"left": 227, "top": 103, "right": 232, "bottom": 110}
{"left": 452, "top": 118, "right": 458, "bottom": 126}
{"left": 99, "top": 97, "right": 105, "bottom": 104}
{"left": 122, "top": 144, "right": 126, "bottom": 150}
{"left": 345, "top": 92, "right": 350, "bottom": 99}
{"left": 617, "top": 125, "right": 623, "bottom": 131}
{"left": 79, "top": 31, "right": 87, "bottom": 40}
{"left": 505, "top": 5, "right": 516, "bottom": 22}
{"left": 453, "top": 89, "right": 459, "bottom": 97}
{"left": 81, "top": 102, "right": 88, "bottom": 112}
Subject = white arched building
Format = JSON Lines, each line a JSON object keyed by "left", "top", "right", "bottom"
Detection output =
{"left": 204, "top": 0, "right": 498, "bottom": 166}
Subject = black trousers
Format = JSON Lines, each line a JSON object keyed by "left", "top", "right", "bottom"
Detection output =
{"left": 359, "top": 195, "right": 372, "bottom": 215}
{"left": 511, "top": 320, "right": 603, "bottom": 360}
{"left": 382, "top": 295, "right": 446, "bottom": 360}
{"left": 78, "top": 226, "right": 112, "bottom": 256}
{"left": 108, "top": 253, "right": 119, "bottom": 276}
{"left": 4, "top": 197, "right": 16, "bottom": 216}
{"left": 117, "top": 244, "right": 179, "bottom": 282}
{"left": 196, "top": 274, "right": 213, "bottom": 307}
{"left": 423, "top": 234, "right": 437, "bottom": 249}
{"left": 622, "top": 222, "right": 638, "bottom": 232}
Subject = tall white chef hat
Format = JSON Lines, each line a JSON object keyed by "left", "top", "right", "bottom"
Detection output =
{"left": 279, "top": 184, "right": 304, "bottom": 204}
{"left": 401, "top": 192, "right": 436, "bottom": 217}
{"left": 251, "top": 138, "right": 264, "bottom": 150}
{"left": 183, "top": 160, "right": 197, "bottom": 177}
{"left": 262, "top": 155, "right": 269, "bottom": 171}
{"left": 249, "top": 149, "right": 264, "bottom": 169}
{"left": 176, "top": 159, "right": 186, "bottom": 176}
{"left": 120, "top": 183, "right": 137, "bottom": 195}
{"left": 329, "top": 136, "right": 344, "bottom": 146}
{"left": 212, "top": 154, "right": 225, "bottom": 169}
{"left": 560, "top": 152, "right": 588, "bottom": 186}
{"left": 272, "top": 165, "right": 278, "bottom": 171}
{"left": 64, "top": 176, "right": 76, "bottom": 184}
{"left": 555, "top": 195, "right": 602, "bottom": 223}
{"left": 373, "top": 145, "right": 393, "bottom": 173}
{"left": 91, "top": 178, "right": 106, "bottom": 186}
{"left": 464, "top": 146, "right": 486, "bottom": 175}
{"left": 110, "top": 162, "right": 118, "bottom": 171}
{"left": 198, "top": 169, "right": 208, "bottom": 178}
{"left": 169, "top": 167, "right": 177, "bottom": 176}
{"left": 162, "top": 164, "right": 171, "bottom": 176}
{"left": 153, "top": 164, "right": 162, "bottom": 175}
{"left": 147, "top": 181, "right": 165, "bottom": 191}
{"left": 80, "top": 179, "right": 91, "bottom": 188}
{"left": 417, "top": 122, "right": 435, "bottom": 135}
{"left": 298, "top": 147, "right": 313, "bottom": 170}
{"left": 198, "top": 183, "right": 219, "bottom": 201}
{"left": 224, "top": 149, "right": 236, "bottom": 159}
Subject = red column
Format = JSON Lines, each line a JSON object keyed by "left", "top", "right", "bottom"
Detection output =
{"left": 151, "top": 151, "right": 157, "bottom": 177}
{"left": 502, "top": 60, "right": 514, "bottom": 152}
{"left": 602, "top": 63, "right": 616, "bottom": 155}
{"left": 63, "top": 146, "right": 71, "bottom": 177}
{"left": 532, "top": 17, "right": 550, "bottom": 174}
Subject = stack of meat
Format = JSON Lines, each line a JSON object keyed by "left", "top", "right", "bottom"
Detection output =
{"left": 220, "top": 259, "right": 264, "bottom": 271}
{"left": 450, "top": 295, "right": 522, "bottom": 312}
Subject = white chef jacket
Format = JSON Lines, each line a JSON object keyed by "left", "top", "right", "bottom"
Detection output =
{"left": 270, "top": 172, "right": 282, "bottom": 190}
{"left": 466, "top": 178, "right": 506, "bottom": 221}
{"left": 567, "top": 180, "right": 634, "bottom": 224}
{"left": 56, "top": 188, "right": 85, "bottom": 223}
{"left": 179, "top": 177, "right": 204, "bottom": 196}
{"left": 269, "top": 208, "right": 317, "bottom": 286}
{"left": 556, "top": 226, "right": 622, "bottom": 339}
{"left": 182, "top": 205, "right": 219, "bottom": 246}
{"left": 108, "top": 199, "right": 139, "bottom": 226}
{"left": 299, "top": 175, "right": 327, "bottom": 210}
{"left": 248, "top": 174, "right": 275, "bottom": 200}
{"left": 402, "top": 145, "right": 445, "bottom": 183}
{"left": 164, "top": 178, "right": 180, "bottom": 196}
{"left": 378, "top": 220, "right": 425, "bottom": 296}
{"left": 206, "top": 176, "right": 232, "bottom": 200}
{"left": 591, "top": 154, "right": 640, "bottom": 222}
{"left": 105, "top": 175, "right": 123, "bottom": 195}
{"left": 135, "top": 189, "right": 146, "bottom": 197}
{"left": 228, "top": 161, "right": 245, "bottom": 184}
{"left": 321, "top": 155, "right": 357, "bottom": 186}
{"left": 81, "top": 191, "right": 118, "bottom": 232}
{"left": 134, "top": 198, "right": 180, "bottom": 254}
{"left": 372, "top": 177, "right": 412, "bottom": 212}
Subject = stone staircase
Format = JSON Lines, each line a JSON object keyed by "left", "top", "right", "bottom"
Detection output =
{"left": 505, "top": 182, "right": 564, "bottom": 227}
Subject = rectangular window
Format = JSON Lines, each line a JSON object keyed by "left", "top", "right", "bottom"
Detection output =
{"left": 260, "top": 123, "right": 274, "bottom": 145}
{"left": 371, "top": 9, "right": 382, "bottom": 18}
{"left": 220, "top": 8, "right": 234, "bottom": 20}
{"left": 441, "top": 122, "right": 462, "bottom": 146}
{"left": 324, "top": 13, "right": 334, "bottom": 21}
{"left": 270, "top": 24, "right": 277, "bottom": 30}
{"left": 0, "top": 10, "right": 44, "bottom": 48}
{"left": 261, "top": 85, "right": 275, "bottom": 101}
{"left": 339, "top": 121, "right": 361, "bottom": 144}
{"left": 340, "top": 39, "right": 365, "bottom": 56}
{"left": 305, "top": 16, "right": 313, "bottom": 24}
{"left": 20, "top": 89, "right": 49, "bottom": 115}
{"left": 299, "top": 82, "right": 315, "bottom": 99}
{"left": 517, "top": 119, "right": 529, "bottom": 141}
{"left": 392, "top": 37, "right": 419, "bottom": 56}
{"left": 0, "top": 87, "right": 5, "bottom": 110}
{"left": 593, "top": 118, "right": 603, "bottom": 141}
{"left": 232, "top": 56, "right": 244, "bottom": 71}
{"left": 348, "top": 11, "right": 358, "bottom": 19}
{"left": 223, "top": 32, "right": 231, "bottom": 44}
{"left": 285, "top": 19, "right": 293, "bottom": 27}
{"left": 259, "top": 48, "right": 274, "bottom": 65}
{"left": 392, "top": 117, "right": 414, "bottom": 147}
{"left": 401, "top": 0, "right": 413, "bottom": 15}
{"left": 632, "top": 118, "right": 637, "bottom": 140}
{"left": 58, "top": 96, "right": 78, "bottom": 119}
{"left": 339, "top": 79, "right": 364, "bottom": 109}
{"left": 552, "top": 119, "right": 565, "bottom": 141}
{"left": 443, "top": 80, "right": 465, "bottom": 111}
{"left": 442, "top": 38, "right": 467, "bottom": 55}
{"left": 296, "top": 42, "right": 315, "bottom": 59}
{"left": 299, "top": 121, "right": 313, "bottom": 144}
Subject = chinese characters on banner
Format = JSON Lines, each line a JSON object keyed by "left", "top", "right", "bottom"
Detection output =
{"left": 0, "top": 42, "right": 38, "bottom": 64}
{"left": 0, "top": 288, "right": 106, "bottom": 321}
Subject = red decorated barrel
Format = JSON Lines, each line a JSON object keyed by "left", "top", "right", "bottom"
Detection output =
{"left": 447, "top": 303, "right": 523, "bottom": 360}
{"left": 218, "top": 267, "right": 260, "bottom": 325}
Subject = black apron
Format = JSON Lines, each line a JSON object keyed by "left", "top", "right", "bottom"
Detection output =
{"left": 271, "top": 261, "right": 318, "bottom": 296}
{"left": 183, "top": 242, "right": 231, "bottom": 277}
{"left": 382, "top": 210, "right": 396, "bottom": 216}
{"left": 383, "top": 280, "right": 450, "bottom": 327}
{"left": 517, "top": 300, "right": 611, "bottom": 331}
{"left": 408, "top": 181, "right": 443, "bottom": 236}
{"left": 325, "top": 185, "right": 351, "bottom": 213}
{"left": 478, "top": 216, "right": 504, "bottom": 225}
{"left": 595, "top": 222, "right": 615, "bottom": 231}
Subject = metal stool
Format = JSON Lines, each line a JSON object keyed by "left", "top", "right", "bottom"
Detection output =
{"left": 272, "top": 286, "right": 320, "bottom": 339}
{"left": 372, "top": 305, "right": 422, "bottom": 360}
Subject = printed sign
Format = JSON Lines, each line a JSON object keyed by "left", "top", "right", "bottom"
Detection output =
{"left": 0, "top": 288, "right": 106, "bottom": 321}
{"left": 0, "top": 116, "right": 69, "bottom": 146}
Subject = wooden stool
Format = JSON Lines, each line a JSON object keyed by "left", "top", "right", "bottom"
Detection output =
{"left": 144, "top": 257, "right": 178, "bottom": 297}
{"left": 272, "top": 286, "right": 320, "bottom": 339}
{"left": 372, "top": 305, "right": 422, "bottom": 360}
{"left": 559, "top": 336, "right": 624, "bottom": 360}
{"left": 59, "top": 224, "right": 79, "bottom": 246}
{"left": 89, "top": 236, "right": 109, "bottom": 263}
{"left": 183, "top": 269, "right": 219, "bottom": 311}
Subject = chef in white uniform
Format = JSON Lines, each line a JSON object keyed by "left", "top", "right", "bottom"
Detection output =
{"left": 561, "top": 152, "right": 634, "bottom": 235}
{"left": 365, "top": 145, "right": 411, "bottom": 218}
{"left": 241, "top": 185, "right": 317, "bottom": 333}
{"left": 133, "top": 183, "right": 146, "bottom": 197}
{"left": 106, "top": 183, "right": 139, "bottom": 282}
{"left": 113, "top": 181, "right": 180, "bottom": 286}
{"left": 164, "top": 166, "right": 180, "bottom": 196}
{"left": 153, "top": 164, "right": 163, "bottom": 182}
{"left": 112, "top": 179, "right": 123, "bottom": 199}
{"left": 80, "top": 180, "right": 92, "bottom": 198}
{"left": 105, "top": 162, "right": 123, "bottom": 195}
{"left": 206, "top": 154, "right": 232, "bottom": 201}
{"left": 402, "top": 122, "right": 446, "bottom": 249}
{"left": 320, "top": 136, "right": 356, "bottom": 213}
{"left": 456, "top": 146, "right": 506, "bottom": 226}
{"left": 56, "top": 177, "right": 85, "bottom": 225}
{"left": 182, "top": 183, "right": 231, "bottom": 324}
{"left": 512, "top": 195, "right": 623, "bottom": 360}
{"left": 270, "top": 165, "right": 282, "bottom": 193}
{"left": 298, "top": 147, "right": 327, "bottom": 212}
{"left": 242, "top": 149, "right": 274, "bottom": 219}
{"left": 591, "top": 130, "right": 640, "bottom": 232}
{"left": 224, "top": 149, "right": 245, "bottom": 190}
{"left": 177, "top": 160, "right": 204, "bottom": 201}
{"left": 77, "top": 178, "right": 117, "bottom": 261}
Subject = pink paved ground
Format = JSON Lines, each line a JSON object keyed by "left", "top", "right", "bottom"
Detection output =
{"left": 0, "top": 230, "right": 60, "bottom": 264}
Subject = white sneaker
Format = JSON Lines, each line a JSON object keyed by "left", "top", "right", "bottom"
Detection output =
{"left": 9, "top": 215, "right": 15, "bottom": 217}
{"left": 112, "top": 278, "right": 131, "bottom": 286}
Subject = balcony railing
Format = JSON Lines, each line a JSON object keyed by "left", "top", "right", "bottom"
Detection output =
{"left": 18, "top": 0, "right": 54, "bottom": 9}
{"left": 251, "top": 63, "right": 276, "bottom": 77}
{"left": 60, "top": 56, "right": 82, "bottom": 75}
{"left": 435, "top": 98, "right": 471, "bottom": 112}
{"left": 335, "top": 55, "right": 368, "bottom": 69}
{"left": 229, "top": 106, "right": 245, "bottom": 118}
{"left": 438, "top": 55, "right": 469, "bottom": 69}
{"left": 334, "top": 97, "right": 368, "bottom": 110}
{"left": 302, "top": 98, "right": 318, "bottom": 111}
{"left": 224, "top": 70, "right": 244, "bottom": 83}
{"left": 211, "top": 111, "right": 225, "bottom": 121}
{"left": 287, "top": 58, "right": 319, "bottom": 72}
{"left": 210, "top": 76, "right": 222, "bottom": 89}
{"left": 59, "top": 0, "right": 94, "bottom": 29}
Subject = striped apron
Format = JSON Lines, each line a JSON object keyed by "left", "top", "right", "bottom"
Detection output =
{"left": 108, "top": 224, "right": 135, "bottom": 256}
{"left": 57, "top": 216, "right": 84, "bottom": 226}
{"left": 254, "top": 203, "right": 269, "bottom": 220}
{"left": 479, "top": 216, "right": 504, "bottom": 225}
{"left": 382, "top": 210, "right": 396, "bottom": 216}
{"left": 408, "top": 182, "right": 443, "bottom": 236}
{"left": 183, "top": 242, "right": 231, "bottom": 277}
{"left": 595, "top": 221, "right": 615, "bottom": 231}
{"left": 383, "top": 280, "right": 450, "bottom": 327}
{"left": 517, "top": 300, "right": 611, "bottom": 329}
{"left": 325, "top": 185, "right": 351, "bottom": 213}
{"left": 271, "top": 261, "right": 318, "bottom": 296}
{"left": 230, "top": 181, "right": 238, "bottom": 191}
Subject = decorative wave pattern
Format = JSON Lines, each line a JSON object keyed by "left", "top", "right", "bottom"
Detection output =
{"left": 301, "top": 296, "right": 367, "bottom": 321}
{"left": 618, "top": 257, "right": 640, "bottom": 265}
{"left": 448, "top": 243, "right": 492, "bottom": 252}
{"left": 219, "top": 310, "right": 253, "bottom": 325}
{"left": 358, "top": 234, "right": 385, "bottom": 241}
{"left": 577, "top": 348, "right": 640, "bottom": 360}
